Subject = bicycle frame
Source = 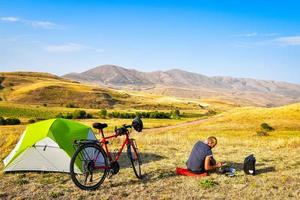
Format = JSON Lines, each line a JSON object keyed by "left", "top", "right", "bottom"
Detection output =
{"left": 94, "top": 128, "right": 130, "bottom": 170}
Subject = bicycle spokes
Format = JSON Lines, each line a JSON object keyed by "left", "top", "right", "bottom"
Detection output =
{"left": 70, "top": 144, "right": 108, "bottom": 190}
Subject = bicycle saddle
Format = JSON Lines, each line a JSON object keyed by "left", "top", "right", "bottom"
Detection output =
{"left": 92, "top": 123, "right": 108, "bottom": 130}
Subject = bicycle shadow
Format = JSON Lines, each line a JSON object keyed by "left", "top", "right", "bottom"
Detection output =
{"left": 117, "top": 152, "right": 166, "bottom": 168}
{"left": 108, "top": 169, "right": 177, "bottom": 188}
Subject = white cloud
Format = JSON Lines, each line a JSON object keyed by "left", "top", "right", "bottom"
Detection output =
{"left": 1, "top": 16, "right": 61, "bottom": 29}
{"left": 45, "top": 43, "right": 103, "bottom": 53}
{"left": 1, "top": 16, "right": 20, "bottom": 22}
{"left": 232, "top": 40, "right": 274, "bottom": 48}
{"left": 275, "top": 36, "right": 300, "bottom": 46}
{"left": 0, "top": 35, "right": 29, "bottom": 42}
{"left": 28, "top": 20, "right": 58, "bottom": 29}
{"left": 233, "top": 35, "right": 300, "bottom": 48}
{"left": 45, "top": 43, "right": 87, "bottom": 52}
{"left": 233, "top": 32, "right": 280, "bottom": 38}
{"left": 233, "top": 32, "right": 258, "bottom": 37}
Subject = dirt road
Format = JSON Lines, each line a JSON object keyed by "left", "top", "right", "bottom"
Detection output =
{"left": 143, "top": 118, "right": 211, "bottom": 134}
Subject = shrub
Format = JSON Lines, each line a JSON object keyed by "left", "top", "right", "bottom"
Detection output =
{"left": 35, "top": 118, "right": 45, "bottom": 121}
{"left": 111, "top": 111, "right": 120, "bottom": 118}
{"left": 65, "top": 113, "right": 73, "bottom": 119}
{"left": 149, "top": 111, "right": 157, "bottom": 118}
{"left": 0, "top": 117, "right": 6, "bottom": 125}
{"left": 16, "top": 179, "right": 29, "bottom": 186}
{"left": 149, "top": 111, "right": 171, "bottom": 119}
{"left": 199, "top": 179, "right": 218, "bottom": 189}
{"left": 86, "top": 113, "right": 93, "bottom": 119}
{"left": 107, "top": 111, "right": 173, "bottom": 119}
{"left": 261, "top": 123, "right": 274, "bottom": 131}
{"left": 207, "top": 109, "right": 217, "bottom": 116}
{"left": 73, "top": 110, "right": 86, "bottom": 119}
{"left": 66, "top": 103, "right": 77, "bottom": 108}
{"left": 171, "top": 109, "right": 180, "bottom": 119}
{"left": 28, "top": 119, "right": 36, "bottom": 124}
{"left": 135, "top": 112, "right": 142, "bottom": 118}
{"left": 5, "top": 118, "right": 21, "bottom": 125}
{"left": 99, "top": 109, "right": 107, "bottom": 118}
{"left": 120, "top": 112, "right": 132, "bottom": 119}
{"left": 174, "top": 109, "right": 180, "bottom": 116}
{"left": 55, "top": 113, "right": 64, "bottom": 118}
{"left": 107, "top": 112, "right": 113, "bottom": 118}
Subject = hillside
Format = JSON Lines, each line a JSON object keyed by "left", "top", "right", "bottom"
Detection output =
{"left": 63, "top": 65, "right": 300, "bottom": 107}
{"left": 194, "top": 102, "right": 300, "bottom": 133}
{"left": 0, "top": 72, "right": 207, "bottom": 110}
{"left": 0, "top": 72, "right": 126, "bottom": 109}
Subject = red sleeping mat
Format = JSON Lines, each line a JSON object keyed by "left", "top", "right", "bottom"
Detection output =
{"left": 176, "top": 167, "right": 208, "bottom": 177}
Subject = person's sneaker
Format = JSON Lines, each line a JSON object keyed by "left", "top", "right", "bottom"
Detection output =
{"left": 218, "top": 166, "right": 230, "bottom": 174}
{"left": 226, "top": 168, "right": 236, "bottom": 177}
{"left": 219, "top": 166, "right": 236, "bottom": 177}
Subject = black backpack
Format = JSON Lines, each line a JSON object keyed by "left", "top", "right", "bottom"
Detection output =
{"left": 243, "top": 154, "right": 256, "bottom": 175}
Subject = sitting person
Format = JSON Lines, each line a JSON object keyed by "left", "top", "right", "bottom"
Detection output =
{"left": 186, "top": 136, "right": 223, "bottom": 174}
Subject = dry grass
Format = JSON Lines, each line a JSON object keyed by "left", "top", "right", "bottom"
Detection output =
{"left": 1, "top": 128, "right": 299, "bottom": 199}
{"left": 0, "top": 103, "right": 300, "bottom": 199}
{"left": 196, "top": 102, "right": 300, "bottom": 132}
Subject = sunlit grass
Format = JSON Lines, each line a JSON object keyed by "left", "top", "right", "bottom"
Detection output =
{"left": 0, "top": 74, "right": 299, "bottom": 199}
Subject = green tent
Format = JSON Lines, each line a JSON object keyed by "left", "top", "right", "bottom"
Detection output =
{"left": 3, "top": 118, "right": 100, "bottom": 173}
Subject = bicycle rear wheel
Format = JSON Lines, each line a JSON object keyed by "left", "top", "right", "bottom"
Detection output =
{"left": 70, "top": 143, "right": 108, "bottom": 190}
{"left": 127, "top": 139, "right": 142, "bottom": 179}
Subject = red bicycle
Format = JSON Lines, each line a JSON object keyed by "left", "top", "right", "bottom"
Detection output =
{"left": 70, "top": 117, "right": 143, "bottom": 190}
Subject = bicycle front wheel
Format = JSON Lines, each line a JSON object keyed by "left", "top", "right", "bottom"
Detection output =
{"left": 70, "top": 143, "right": 108, "bottom": 190}
{"left": 127, "top": 139, "right": 142, "bottom": 179}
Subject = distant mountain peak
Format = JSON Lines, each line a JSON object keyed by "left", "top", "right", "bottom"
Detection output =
{"left": 63, "top": 64, "right": 300, "bottom": 106}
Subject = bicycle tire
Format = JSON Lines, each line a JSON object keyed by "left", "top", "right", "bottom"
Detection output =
{"left": 127, "top": 139, "right": 142, "bottom": 179}
{"left": 70, "top": 143, "right": 108, "bottom": 190}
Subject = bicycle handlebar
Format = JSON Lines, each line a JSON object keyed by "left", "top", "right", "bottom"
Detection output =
{"left": 115, "top": 124, "right": 132, "bottom": 135}
{"left": 123, "top": 124, "right": 132, "bottom": 129}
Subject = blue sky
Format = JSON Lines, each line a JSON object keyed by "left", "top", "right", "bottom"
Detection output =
{"left": 0, "top": 0, "right": 300, "bottom": 84}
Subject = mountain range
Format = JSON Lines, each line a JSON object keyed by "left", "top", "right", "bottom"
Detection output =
{"left": 63, "top": 65, "right": 300, "bottom": 107}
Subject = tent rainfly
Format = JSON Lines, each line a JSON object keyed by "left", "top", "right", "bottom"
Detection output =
{"left": 3, "top": 118, "right": 100, "bottom": 173}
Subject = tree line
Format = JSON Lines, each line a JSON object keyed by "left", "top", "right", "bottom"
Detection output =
{"left": 99, "top": 109, "right": 181, "bottom": 119}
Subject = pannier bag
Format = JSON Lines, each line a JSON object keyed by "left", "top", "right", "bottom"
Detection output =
{"left": 243, "top": 154, "right": 256, "bottom": 175}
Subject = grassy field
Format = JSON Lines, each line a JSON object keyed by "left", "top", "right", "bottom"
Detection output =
{"left": 0, "top": 103, "right": 299, "bottom": 199}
